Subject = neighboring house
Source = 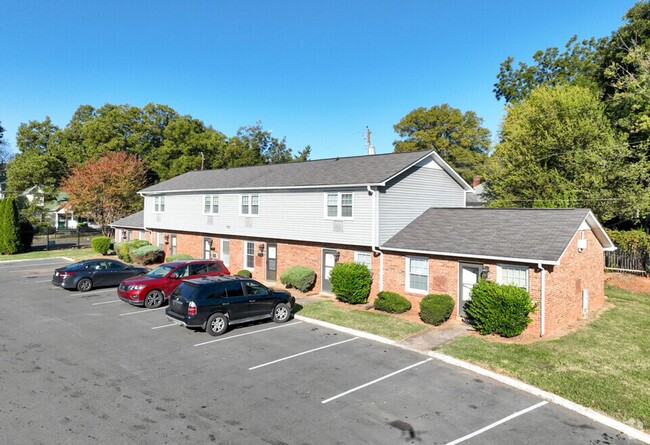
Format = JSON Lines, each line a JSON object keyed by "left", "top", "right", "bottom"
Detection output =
{"left": 111, "top": 150, "right": 614, "bottom": 336}
{"left": 45, "top": 192, "right": 100, "bottom": 230}
{"left": 466, "top": 180, "right": 486, "bottom": 207}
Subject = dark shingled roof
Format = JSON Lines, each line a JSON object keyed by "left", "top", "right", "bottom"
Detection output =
{"left": 111, "top": 211, "right": 144, "bottom": 229}
{"left": 140, "top": 150, "right": 434, "bottom": 193}
{"left": 382, "top": 208, "right": 609, "bottom": 264}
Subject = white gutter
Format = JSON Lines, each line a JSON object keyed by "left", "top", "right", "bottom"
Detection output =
{"left": 367, "top": 185, "right": 383, "bottom": 291}
{"left": 538, "top": 263, "right": 546, "bottom": 337}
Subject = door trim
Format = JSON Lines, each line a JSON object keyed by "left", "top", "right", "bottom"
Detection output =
{"left": 321, "top": 248, "right": 338, "bottom": 293}
{"left": 458, "top": 262, "right": 481, "bottom": 317}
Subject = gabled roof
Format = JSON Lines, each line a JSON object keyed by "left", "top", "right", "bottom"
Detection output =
{"left": 111, "top": 211, "right": 144, "bottom": 229}
{"left": 381, "top": 208, "right": 615, "bottom": 265}
{"left": 139, "top": 150, "right": 471, "bottom": 194}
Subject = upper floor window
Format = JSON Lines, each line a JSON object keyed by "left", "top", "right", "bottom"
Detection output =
{"left": 241, "top": 194, "right": 259, "bottom": 216}
{"left": 203, "top": 195, "right": 219, "bottom": 214}
{"left": 497, "top": 264, "right": 529, "bottom": 290}
{"left": 325, "top": 192, "right": 353, "bottom": 219}
{"left": 406, "top": 256, "right": 428, "bottom": 294}
{"left": 154, "top": 196, "right": 165, "bottom": 213}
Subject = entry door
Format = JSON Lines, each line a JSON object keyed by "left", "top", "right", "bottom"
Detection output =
{"left": 170, "top": 235, "right": 177, "bottom": 256}
{"left": 203, "top": 238, "right": 212, "bottom": 259}
{"left": 459, "top": 264, "right": 481, "bottom": 317}
{"left": 322, "top": 249, "right": 337, "bottom": 293}
{"left": 266, "top": 243, "right": 277, "bottom": 281}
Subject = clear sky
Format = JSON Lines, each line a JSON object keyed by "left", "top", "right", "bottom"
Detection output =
{"left": 0, "top": 0, "right": 639, "bottom": 160}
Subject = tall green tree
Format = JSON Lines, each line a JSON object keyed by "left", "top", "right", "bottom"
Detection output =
{"left": 487, "top": 85, "right": 649, "bottom": 221}
{"left": 0, "top": 197, "right": 22, "bottom": 254}
{"left": 0, "top": 121, "right": 11, "bottom": 166}
{"left": 393, "top": 104, "right": 491, "bottom": 183}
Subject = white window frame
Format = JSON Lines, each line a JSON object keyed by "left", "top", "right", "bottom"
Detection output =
{"left": 354, "top": 251, "right": 372, "bottom": 270}
{"left": 154, "top": 196, "right": 165, "bottom": 213}
{"left": 244, "top": 241, "right": 255, "bottom": 270}
{"left": 138, "top": 231, "right": 145, "bottom": 240}
{"left": 240, "top": 194, "right": 259, "bottom": 216}
{"left": 496, "top": 264, "right": 529, "bottom": 290}
{"left": 221, "top": 239, "right": 230, "bottom": 267}
{"left": 324, "top": 192, "right": 354, "bottom": 220}
{"left": 156, "top": 232, "right": 163, "bottom": 249}
{"left": 405, "top": 256, "right": 429, "bottom": 294}
{"left": 203, "top": 194, "right": 219, "bottom": 215}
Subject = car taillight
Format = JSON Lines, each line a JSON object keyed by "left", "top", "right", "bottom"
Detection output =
{"left": 188, "top": 301, "right": 197, "bottom": 316}
{"left": 61, "top": 271, "right": 75, "bottom": 277}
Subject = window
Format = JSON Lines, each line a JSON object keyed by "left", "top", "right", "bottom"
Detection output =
{"left": 241, "top": 194, "right": 259, "bottom": 215}
{"left": 244, "top": 241, "right": 255, "bottom": 269}
{"left": 244, "top": 281, "right": 267, "bottom": 296}
{"left": 406, "top": 257, "right": 428, "bottom": 293}
{"left": 156, "top": 232, "right": 163, "bottom": 249}
{"left": 139, "top": 231, "right": 145, "bottom": 240}
{"left": 324, "top": 192, "right": 353, "bottom": 219}
{"left": 224, "top": 281, "right": 244, "bottom": 298}
{"left": 354, "top": 252, "right": 372, "bottom": 270}
{"left": 154, "top": 196, "right": 165, "bottom": 212}
{"left": 203, "top": 195, "right": 219, "bottom": 214}
{"left": 107, "top": 261, "right": 125, "bottom": 270}
{"left": 221, "top": 239, "right": 230, "bottom": 267}
{"left": 497, "top": 264, "right": 529, "bottom": 290}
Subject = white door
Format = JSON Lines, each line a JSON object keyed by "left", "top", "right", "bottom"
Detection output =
{"left": 459, "top": 264, "right": 480, "bottom": 317}
{"left": 322, "top": 249, "right": 337, "bottom": 292}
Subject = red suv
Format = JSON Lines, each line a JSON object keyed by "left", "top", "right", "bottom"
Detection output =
{"left": 117, "top": 259, "right": 230, "bottom": 308}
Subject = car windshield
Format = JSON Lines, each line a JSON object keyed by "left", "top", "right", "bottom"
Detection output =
{"left": 145, "top": 265, "right": 175, "bottom": 278}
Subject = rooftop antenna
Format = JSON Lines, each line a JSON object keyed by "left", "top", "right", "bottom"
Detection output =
{"left": 366, "top": 126, "right": 375, "bottom": 155}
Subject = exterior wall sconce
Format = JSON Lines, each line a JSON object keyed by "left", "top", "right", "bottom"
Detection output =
{"left": 481, "top": 265, "right": 490, "bottom": 279}
{"left": 121, "top": 230, "right": 127, "bottom": 240}
{"left": 333, "top": 250, "right": 341, "bottom": 262}
{"left": 258, "top": 243, "right": 265, "bottom": 257}
{"left": 164, "top": 234, "right": 170, "bottom": 244}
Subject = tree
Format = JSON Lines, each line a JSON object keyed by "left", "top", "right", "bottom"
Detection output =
{"left": 487, "top": 85, "right": 649, "bottom": 222}
{"left": 0, "top": 197, "right": 22, "bottom": 254}
{"left": 393, "top": 104, "right": 491, "bottom": 183}
{"left": 0, "top": 121, "right": 11, "bottom": 167}
{"left": 62, "top": 152, "right": 147, "bottom": 235}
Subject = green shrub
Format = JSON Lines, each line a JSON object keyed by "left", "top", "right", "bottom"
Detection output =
{"left": 419, "top": 294, "right": 455, "bottom": 325}
{"left": 130, "top": 245, "right": 164, "bottom": 265}
{"left": 0, "top": 197, "right": 22, "bottom": 254}
{"left": 374, "top": 291, "right": 411, "bottom": 313}
{"left": 329, "top": 262, "right": 372, "bottom": 304}
{"left": 116, "top": 240, "right": 151, "bottom": 262}
{"left": 606, "top": 229, "right": 650, "bottom": 254}
{"left": 280, "top": 266, "right": 316, "bottom": 292}
{"left": 167, "top": 253, "right": 194, "bottom": 261}
{"left": 91, "top": 236, "right": 113, "bottom": 255}
{"left": 465, "top": 280, "right": 536, "bottom": 338}
{"left": 19, "top": 219, "right": 35, "bottom": 252}
{"left": 237, "top": 269, "right": 252, "bottom": 278}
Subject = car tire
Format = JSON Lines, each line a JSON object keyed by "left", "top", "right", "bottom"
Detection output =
{"left": 76, "top": 278, "right": 93, "bottom": 292}
{"left": 144, "top": 290, "right": 164, "bottom": 309}
{"left": 206, "top": 313, "right": 228, "bottom": 336}
{"left": 272, "top": 303, "right": 291, "bottom": 323}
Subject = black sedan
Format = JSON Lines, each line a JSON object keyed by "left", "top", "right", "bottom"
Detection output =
{"left": 52, "top": 259, "right": 148, "bottom": 292}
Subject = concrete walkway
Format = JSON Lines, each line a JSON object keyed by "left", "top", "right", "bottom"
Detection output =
{"left": 397, "top": 319, "right": 471, "bottom": 352}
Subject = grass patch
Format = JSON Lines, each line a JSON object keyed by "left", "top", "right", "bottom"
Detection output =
{"left": 441, "top": 285, "right": 650, "bottom": 431}
{"left": 296, "top": 300, "right": 427, "bottom": 341}
{"left": 0, "top": 247, "right": 101, "bottom": 262}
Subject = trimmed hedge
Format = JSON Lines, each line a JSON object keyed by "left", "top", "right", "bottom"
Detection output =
{"left": 237, "top": 269, "right": 252, "bottom": 278}
{"left": 130, "top": 245, "right": 164, "bottom": 265}
{"left": 419, "top": 294, "right": 455, "bottom": 326}
{"left": 374, "top": 291, "right": 411, "bottom": 313}
{"left": 329, "top": 262, "right": 372, "bottom": 304}
{"left": 117, "top": 240, "right": 151, "bottom": 262}
{"left": 167, "top": 253, "right": 194, "bottom": 261}
{"left": 280, "top": 266, "right": 316, "bottom": 292}
{"left": 0, "top": 197, "right": 22, "bottom": 255}
{"left": 91, "top": 236, "right": 113, "bottom": 255}
{"left": 464, "top": 280, "right": 535, "bottom": 338}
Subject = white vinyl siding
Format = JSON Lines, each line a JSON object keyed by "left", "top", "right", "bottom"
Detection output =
{"left": 406, "top": 257, "right": 429, "bottom": 294}
{"left": 324, "top": 192, "right": 353, "bottom": 219}
{"left": 203, "top": 195, "right": 219, "bottom": 214}
{"left": 241, "top": 194, "right": 259, "bottom": 216}
{"left": 354, "top": 251, "right": 372, "bottom": 270}
{"left": 244, "top": 241, "right": 255, "bottom": 269}
{"left": 497, "top": 264, "right": 529, "bottom": 290}
{"left": 221, "top": 239, "right": 230, "bottom": 267}
{"left": 154, "top": 196, "right": 165, "bottom": 213}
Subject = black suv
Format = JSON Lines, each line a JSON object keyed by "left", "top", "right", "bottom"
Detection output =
{"left": 165, "top": 276, "right": 295, "bottom": 336}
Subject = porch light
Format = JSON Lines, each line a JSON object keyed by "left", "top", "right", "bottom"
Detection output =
{"left": 164, "top": 234, "right": 170, "bottom": 244}
{"left": 333, "top": 250, "right": 341, "bottom": 262}
{"left": 258, "top": 243, "right": 265, "bottom": 256}
{"left": 481, "top": 265, "right": 490, "bottom": 279}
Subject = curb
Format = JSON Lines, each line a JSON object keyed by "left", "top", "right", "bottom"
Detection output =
{"left": 294, "top": 314, "right": 650, "bottom": 444}
{"left": 0, "top": 256, "right": 74, "bottom": 265}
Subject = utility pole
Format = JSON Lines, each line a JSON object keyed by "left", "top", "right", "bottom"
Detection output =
{"left": 366, "top": 126, "right": 375, "bottom": 155}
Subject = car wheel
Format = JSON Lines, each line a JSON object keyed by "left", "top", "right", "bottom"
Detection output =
{"left": 206, "top": 313, "right": 228, "bottom": 336}
{"left": 76, "top": 278, "right": 93, "bottom": 292}
{"left": 144, "top": 290, "right": 164, "bottom": 309}
{"left": 272, "top": 303, "right": 291, "bottom": 323}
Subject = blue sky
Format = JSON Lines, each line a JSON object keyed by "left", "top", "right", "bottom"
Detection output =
{"left": 0, "top": 0, "right": 638, "bottom": 160}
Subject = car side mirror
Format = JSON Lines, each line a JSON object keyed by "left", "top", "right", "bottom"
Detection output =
{"left": 169, "top": 273, "right": 179, "bottom": 279}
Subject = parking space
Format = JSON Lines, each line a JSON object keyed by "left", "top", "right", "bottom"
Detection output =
{"left": 0, "top": 258, "right": 643, "bottom": 444}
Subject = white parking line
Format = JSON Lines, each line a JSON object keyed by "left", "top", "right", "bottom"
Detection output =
{"left": 27, "top": 279, "right": 55, "bottom": 283}
{"left": 321, "top": 358, "right": 433, "bottom": 404}
{"left": 119, "top": 307, "right": 166, "bottom": 316}
{"left": 249, "top": 337, "right": 359, "bottom": 370}
{"left": 444, "top": 401, "right": 548, "bottom": 445}
{"left": 194, "top": 322, "right": 303, "bottom": 347}
{"left": 80, "top": 289, "right": 118, "bottom": 297}
{"left": 0, "top": 262, "right": 71, "bottom": 269}
{"left": 92, "top": 300, "right": 121, "bottom": 306}
{"left": 152, "top": 323, "right": 177, "bottom": 330}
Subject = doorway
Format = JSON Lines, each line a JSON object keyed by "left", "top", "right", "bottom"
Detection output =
{"left": 266, "top": 243, "right": 277, "bottom": 281}
{"left": 322, "top": 249, "right": 337, "bottom": 293}
{"left": 458, "top": 263, "right": 481, "bottom": 317}
{"left": 203, "top": 237, "right": 212, "bottom": 259}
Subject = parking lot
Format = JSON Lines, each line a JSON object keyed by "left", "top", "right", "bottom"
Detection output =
{"left": 0, "top": 258, "right": 642, "bottom": 444}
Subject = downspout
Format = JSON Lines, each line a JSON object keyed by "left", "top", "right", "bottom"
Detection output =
{"left": 538, "top": 263, "right": 546, "bottom": 337}
{"left": 367, "top": 185, "right": 383, "bottom": 291}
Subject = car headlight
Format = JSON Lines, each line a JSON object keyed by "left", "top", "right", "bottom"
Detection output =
{"left": 127, "top": 285, "right": 146, "bottom": 290}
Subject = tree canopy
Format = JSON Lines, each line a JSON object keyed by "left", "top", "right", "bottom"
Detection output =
{"left": 393, "top": 104, "right": 491, "bottom": 183}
